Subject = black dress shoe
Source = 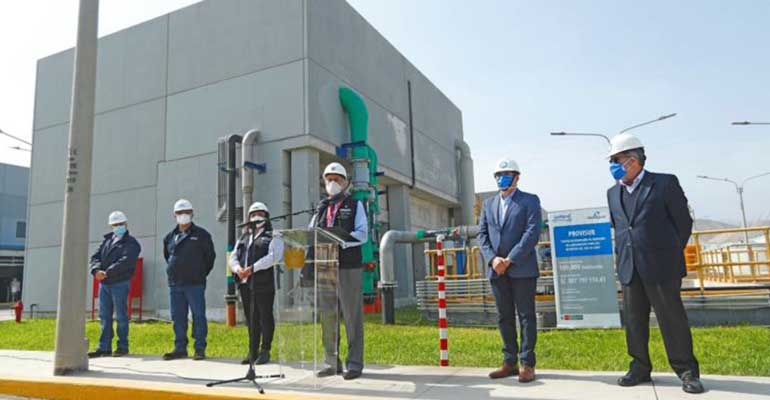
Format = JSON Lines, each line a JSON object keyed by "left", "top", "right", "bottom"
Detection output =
{"left": 88, "top": 349, "right": 112, "bottom": 359}
{"left": 316, "top": 366, "right": 343, "bottom": 378}
{"left": 681, "top": 372, "right": 705, "bottom": 394}
{"left": 192, "top": 349, "right": 206, "bottom": 360}
{"left": 112, "top": 348, "right": 129, "bottom": 357}
{"left": 162, "top": 350, "right": 188, "bottom": 361}
{"left": 618, "top": 373, "right": 652, "bottom": 387}
{"left": 343, "top": 370, "right": 362, "bottom": 380}
{"left": 255, "top": 350, "right": 270, "bottom": 365}
{"left": 241, "top": 357, "right": 251, "bottom": 365}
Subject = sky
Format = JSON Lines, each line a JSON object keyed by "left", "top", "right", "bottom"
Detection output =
{"left": 1, "top": 0, "right": 769, "bottom": 224}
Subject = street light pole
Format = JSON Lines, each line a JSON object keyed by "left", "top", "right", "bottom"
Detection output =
{"left": 697, "top": 172, "right": 770, "bottom": 244}
{"left": 549, "top": 131, "right": 610, "bottom": 144}
{"left": 54, "top": 0, "right": 99, "bottom": 376}
{"left": 550, "top": 113, "right": 677, "bottom": 145}
{"left": 619, "top": 113, "right": 677, "bottom": 133}
{"left": 732, "top": 121, "right": 770, "bottom": 126}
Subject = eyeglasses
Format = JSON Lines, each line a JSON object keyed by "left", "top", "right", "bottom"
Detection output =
{"left": 609, "top": 157, "right": 629, "bottom": 164}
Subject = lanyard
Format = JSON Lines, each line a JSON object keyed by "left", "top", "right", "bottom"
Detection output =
{"left": 326, "top": 201, "right": 342, "bottom": 227}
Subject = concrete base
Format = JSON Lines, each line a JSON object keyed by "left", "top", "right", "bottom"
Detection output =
{"left": 1, "top": 350, "right": 769, "bottom": 400}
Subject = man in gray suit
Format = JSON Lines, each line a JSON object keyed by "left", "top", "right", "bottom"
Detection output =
{"left": 478, "top": 158, "right": 542, "bottom": 383}
{"left": 607, "top": 133, "right": 703, "bottom": 394}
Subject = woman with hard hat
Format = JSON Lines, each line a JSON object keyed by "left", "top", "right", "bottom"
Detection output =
{"left": 229, "top": 201, "right": 284, "bottom": 365}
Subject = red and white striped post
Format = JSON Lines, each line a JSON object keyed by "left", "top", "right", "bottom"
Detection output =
{"left": 436, "top": 234, "right": 449, "bottom": 367}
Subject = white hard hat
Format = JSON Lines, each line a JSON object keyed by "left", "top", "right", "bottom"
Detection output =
{"left": 108, "top": 211, "right": 127, "bottom": 225}
{"left": 173, "top": 198, "right": 194, "bottom": 212}
{"left": 493, "top": 158, "right": 520, "bottom": 175}
{"left": 248, "top": 201, "right": 269, "bottom": 215}
{"left": 323, "top": 162, "right": 347, "bottom": 179}
{"left": 607, "top": 133, "right": 644, "bottom": 158}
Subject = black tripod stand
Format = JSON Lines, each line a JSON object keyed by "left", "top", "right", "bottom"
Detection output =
{"left": 207, "top": 269, "right": 283, "bottom": 393}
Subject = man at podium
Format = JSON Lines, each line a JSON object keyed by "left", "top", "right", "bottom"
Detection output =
{"left": 309, "top": 162, "right": 368, "bottom": 380}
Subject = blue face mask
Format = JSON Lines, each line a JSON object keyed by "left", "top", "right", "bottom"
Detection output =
{"left": 609, "top": 162, "right": 627, "bottom": 180}
{"left": 496, "top": 174, "right": 514, "bottom": 190}
{"left": 113, "top": 225, "right": 127, "bottom": 237}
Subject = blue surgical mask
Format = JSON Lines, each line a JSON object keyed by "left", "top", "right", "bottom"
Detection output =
{"left": 496, "top": 175, "right": 514, "bottom": 190}
{"left": 609, "top": 162, "right": 627, "bottom": 180}
{"left": 112, "top": 225, "right": 127, "bottom": 237}
{"left": 610, "top": 160, "right": 630, "bottom": 181}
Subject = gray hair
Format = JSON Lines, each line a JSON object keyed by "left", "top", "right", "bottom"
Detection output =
{"left": 623, "top": 147, "right": 646, "bottom": 166}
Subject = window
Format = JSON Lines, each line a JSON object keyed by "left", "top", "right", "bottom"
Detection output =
{"left": 16, "top": 221, "right": 26, "bottom": 238}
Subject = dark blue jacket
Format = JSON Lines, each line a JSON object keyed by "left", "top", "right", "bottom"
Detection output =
{"left": 89, "top": 232, "right": 141, "bottom": 285}
{"left": 163, "top": 223, "right": 216, "bottom": 286}
{"left": 477, "top": 190, "right": 542, "bottom": 279}
{"left": 607, "top": 171, "right": 692, "bottom": 285}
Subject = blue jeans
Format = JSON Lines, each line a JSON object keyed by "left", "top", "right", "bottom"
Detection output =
{"left": 98, "top": 280, "right": 130, "bottom": 352}
{"left": 169, "top": 284, "right": 207, "bottom": 352}
{"left": 490, "top": 275, "right": 537, "bottom": 367}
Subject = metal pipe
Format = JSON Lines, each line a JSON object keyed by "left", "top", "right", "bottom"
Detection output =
{"left": 407, "top": 80, "right": 416, "bottom": 188}
{"left": 379, "top": 225, "right": 480, "bottom": 324}
{"left": 241, "top": 129, "right": 260, "bottom": 221}
{"left": 455, "top": 140, "right": 476, "bottom": 226}
{"left": 225, "top": 134, "right": 242, "bottom": 327}
{"left": 54, "top": 0, "right": 99, "bottom": 376}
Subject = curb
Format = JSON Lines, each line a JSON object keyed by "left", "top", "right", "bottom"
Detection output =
{"left": 0, "top": 376, "right": 351, "bottom": 400}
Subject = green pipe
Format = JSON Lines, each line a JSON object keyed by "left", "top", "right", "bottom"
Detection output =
{"left": 339, "top": 87, "right": 377, "bottom": 265}
{"left": 339, "top": 87, "right": 369, "bottom": 161}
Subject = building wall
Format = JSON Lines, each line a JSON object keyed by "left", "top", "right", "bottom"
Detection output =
{"left": 24, "top": 0, "right": 469, "bottom": 314}
{"left": 0, "top": 164, "right": 28, "bottom": 250}
{"left": 305, "top": 0, "right": 464, "bottom": 200}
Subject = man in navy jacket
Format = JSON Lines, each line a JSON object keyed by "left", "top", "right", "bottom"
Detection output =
{"left": 478, "top": 158, "right": 542, "bottom": 383}
{"left": 162, "top": 199, "right": 216, "bottom": 361}
{"left": 88, "top": 211, "right": 141, "bottom": 358}
{"left": 607, "top": 133, "right": 703, "bottom": 394}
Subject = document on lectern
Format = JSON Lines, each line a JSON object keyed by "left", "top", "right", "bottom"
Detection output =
{"left": 319, "top": 227, "right": 359, "bottom": 244}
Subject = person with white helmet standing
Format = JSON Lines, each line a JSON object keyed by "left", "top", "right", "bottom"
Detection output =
{"left": 478, "top": 158, "right": 542, "bottom": 383}
{"left": 162, "top": 199, "right": 216, "bottom": 361}
{"left": 88, "top": 211, "right": 141, "bottom": 358}
{"left": 229, "top": 201, "right": 284, "bottom": 365}
{"left": 310, "top": 162, "right": 368, "bottom": 380}
{"left": 606, "top": 134, "right": 704, "bottom": 394}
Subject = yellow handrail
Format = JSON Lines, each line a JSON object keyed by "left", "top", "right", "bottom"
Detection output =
{"left": 687, "top": 226, "right": 770, "bottom": 292}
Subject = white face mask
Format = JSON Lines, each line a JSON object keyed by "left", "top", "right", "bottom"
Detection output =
{"left": 325, "top": 181, "right": 343, "bottom": 196}
{"left": 176, "top": 214, "right": 192, "bottom": 225}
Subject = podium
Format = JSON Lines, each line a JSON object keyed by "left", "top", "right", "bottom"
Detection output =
{"left": 273, "top": 227, "right": 350, "bottom": 389}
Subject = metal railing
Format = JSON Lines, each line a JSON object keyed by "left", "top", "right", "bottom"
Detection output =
{"left": 688, "top": 226, "right": 770, "bottom": 291}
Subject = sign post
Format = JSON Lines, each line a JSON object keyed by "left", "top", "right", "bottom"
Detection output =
{"left": 549, "top": 207, "right": 620, "bottom": 328}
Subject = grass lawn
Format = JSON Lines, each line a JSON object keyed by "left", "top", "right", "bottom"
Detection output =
{"left": 1, "top": 307, "right": 768, "bottom": 376}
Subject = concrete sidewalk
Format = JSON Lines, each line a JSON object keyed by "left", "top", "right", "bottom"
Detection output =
{"left": 0, "top": 350, "right": 768, "bottom": 399}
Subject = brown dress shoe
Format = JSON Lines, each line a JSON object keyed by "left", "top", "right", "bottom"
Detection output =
{"left": 489, "top": 363, "right": 519, "bottom": 379}
{"left": 518, "top": 366, "right": 536, "bottom": 383}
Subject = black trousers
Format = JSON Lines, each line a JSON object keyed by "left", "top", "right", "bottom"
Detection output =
{"left": 622, "top": 269, "right": 699, "bottom": 378}
{"left": 239, "top": 284, "right": 275, "bottom": 359}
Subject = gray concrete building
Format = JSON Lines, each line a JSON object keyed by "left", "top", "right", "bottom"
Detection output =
{"left": 24, "top": 0, "right": 474, "bottom": 318}
{"left": 0, "top": 163, "right": 28, "bottom": 302}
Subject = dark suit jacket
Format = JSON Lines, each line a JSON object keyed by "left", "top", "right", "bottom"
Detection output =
{"left": 89, "top": 232, "right": 141, "bottom": 285}
{"left": 477, "top": 189, "right": 542, "bottom": 279}
{"left": 607, "top": 171, "right": 693, "bottom": 285}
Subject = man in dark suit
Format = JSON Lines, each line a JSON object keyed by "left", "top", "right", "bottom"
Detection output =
{"left": 606, "top": 133, "right": 704, "bottom": 394}
{"left": 478, "top": 158, "right": 542, "bottom": 383}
